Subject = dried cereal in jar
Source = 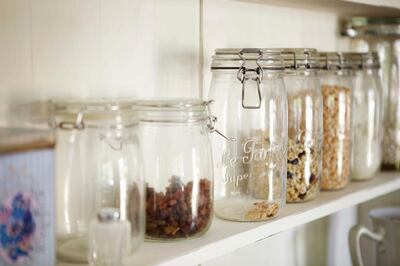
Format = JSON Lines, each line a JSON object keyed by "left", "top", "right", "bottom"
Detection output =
{"left": 320, "top": 85, "right": 352, "bottom": 190}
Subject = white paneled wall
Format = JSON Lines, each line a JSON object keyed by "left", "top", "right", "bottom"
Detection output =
{"left": 0, "top": 0, "right": 200, "bottom": 124}
{"left": 0, "top": 0, "right": 33, "bottom": 121}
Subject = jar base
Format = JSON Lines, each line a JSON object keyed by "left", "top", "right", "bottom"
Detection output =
{"left": 144, "top": 226, "right": 211, "bottom": 242}
{"left": 215, "top": 198, "right": 280, "bottom": 222}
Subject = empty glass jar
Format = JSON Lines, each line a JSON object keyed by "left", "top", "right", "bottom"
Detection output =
{"left": 280, "top": 48, "right": 322, "bottom": 202}
{"left": 136, "top": 99, "right": 213, "bottom": 240}
{"left": 51, "top": 100, "right": 144, "bottom": 265}
{"left": 319, "top": 52, "right": 354, "bottom": 190}
{"left": 209, "top": 48, "right": 287, "bottom": 221}
{"left": 351, "top": 52, "right": 383, "bottom": 180}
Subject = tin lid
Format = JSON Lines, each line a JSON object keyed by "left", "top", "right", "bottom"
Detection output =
{"left": 341, "top": 17, "right": 400, "bottom": 37}
{"left": 266, "top": 48, "right": 321, "bottom": 69}
{"left": 318, "top": 52, "right": 360, "bottom": 70}
{"left": 211, "top": 48, "right": 284, "bottom": 70}
{"left": 135, "top": 98, "right": 210, "bottom": 123}
{"left": 0, "top": 128, "right": 55, "bottom": 154}
{"left": 50, "top": 99, "right": 137, "bottom": 130}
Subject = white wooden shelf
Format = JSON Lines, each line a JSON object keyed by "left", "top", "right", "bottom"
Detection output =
{"left": 128, "top": 172, "right": 400, "bottom": 266}
{"left": 234, "top": 0, "right": 400, "bottom": 16}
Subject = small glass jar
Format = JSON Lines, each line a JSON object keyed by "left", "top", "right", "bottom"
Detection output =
{"left": 319, "top": 52, "right": 354, "bottom": 190}
{"left": 136, "top": 99, "right": 213, "bottom": 240}
{"left": 50, "top": 100, "right": 145, "bottom": 264}
{"left": 278, "top": 48, "right": 323, "bottom": 202}
{"left": 351, "top": 52, "right": 383, "bottom": 180}
{"left": 209, "top": 48, "right": 287, "bottom": 221}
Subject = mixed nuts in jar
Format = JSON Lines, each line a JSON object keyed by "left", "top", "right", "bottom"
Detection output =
{"left": 279, "top": 48, "right": 322, "bottom": 202}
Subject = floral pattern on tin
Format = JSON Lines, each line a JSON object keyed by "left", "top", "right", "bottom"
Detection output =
{"left": 0, "top": 192, "right": 36, "bottom": 264}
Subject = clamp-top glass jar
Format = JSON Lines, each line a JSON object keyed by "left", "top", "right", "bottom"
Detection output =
{"left": 277, "top": 48, "right": 323, "bottom": 202}
{"left": 50, "top": 100, "right": 144, "bottom": 265}
{"left": 319, "top": 52, "right": 354, "bottom": 190}
{"left": 342, "top": 17, "right": 400, "bottom": 170}
{"left": 351, "top": 52, "right": 383, "bottom": 180}
{"left": 136, "top": 99, "right": 214, "bottom": 240}
{"left": 209, "top": 48, "right": 287, "bottom": 221}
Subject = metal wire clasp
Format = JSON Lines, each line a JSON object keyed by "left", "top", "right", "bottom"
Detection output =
{"left": 205, "top": 100, "right": 235, "bottom": 141}
{"left": 237, "top": 49, "right": 264, "bottom": 109}
{"left": 58, "top": 110, "right": 85, "bottom": 130}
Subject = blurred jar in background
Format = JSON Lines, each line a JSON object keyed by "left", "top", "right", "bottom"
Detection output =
{"left": 350, "top": 52, "right": 383, "bottom": 180}
{"left": 50, "top": 100, "right": 144, "bottom": 265}
{"left": 342, "top": 17, "right": 400, "bottom": 170}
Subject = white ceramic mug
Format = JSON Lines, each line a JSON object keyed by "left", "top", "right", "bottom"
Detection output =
{"left": 349, "top": 207, "right": 400, "bottom": 266}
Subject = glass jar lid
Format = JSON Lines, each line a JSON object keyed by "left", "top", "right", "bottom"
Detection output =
{"left": 135, "top": 98, "right": 210, "bottom": 123}
{"left": 50, "top": 99, "right": 137, "bottom": 130}
{"left": 341, "top": 17, "right": 400, "bottom": 37}
{"left": 348, "top": 52, "right": 380, "bottom": 70}
{"left": 211, "top": 48, "right": 284, "bottom": 70}
{"left": 318, "top": 52, "right": 360, "bottom": 70}
{"left": 266, "top": 48, "right": 321, "bottom": 69}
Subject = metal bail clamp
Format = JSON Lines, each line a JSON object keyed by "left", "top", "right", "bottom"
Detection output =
{"left": 205, "top": 100, "right": 236, "bottom": 141}
{"left": 58, "top": 109, "right": 85, "bottom": 130}
{"left": 237, "top": 49, "right": 264, "bottom": 109}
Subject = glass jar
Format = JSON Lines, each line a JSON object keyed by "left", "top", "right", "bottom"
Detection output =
{"left": 136, "top": 99, "right": 213, "bottom": 240}
{"left": 351, "top": 52, "right": 383, "bottom": 180}
{"left": 319, "top": 53, "right": 354, "bottom": 190}
{"left": 209, "top": 48, "right": 287, "bottom": 221}
{"left": 50, "top": 100, "right": 144, "bottom": 264}
{"left": 342, "top": 17, "right": 400, "bottom": 170}
{"left": 280, "top": 48, "right": 322, "bottom": 202}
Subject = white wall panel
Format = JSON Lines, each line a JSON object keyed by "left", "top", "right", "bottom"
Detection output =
{"left": 0, "top": 0, "right": 200, "bottom": 126}
{"left": 0, "top": 0, "right": 32, "bottom": 123}
{"left": 29, "top": 0, "right": 200, "bottom": 99}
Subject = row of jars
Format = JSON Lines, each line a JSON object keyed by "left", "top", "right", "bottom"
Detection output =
{"left": 51, "top": 48, "right": 383, "bottom": 264}
{"left": 209, "top": 48, "right": 382, "bottom": 221}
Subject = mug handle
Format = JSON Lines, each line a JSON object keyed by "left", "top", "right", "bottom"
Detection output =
{"left": 349, "top": 225, "right": 385, "bottom": 266}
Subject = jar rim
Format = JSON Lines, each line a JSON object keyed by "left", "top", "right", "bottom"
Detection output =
{"left": 50, "top": 99, "right": 138, "bottom": 130}
{"left": 266, "top": 48, "right": 321, "bottom": 69}
{"left": 212, "top": 48, "right": 322, "bottom": 70}
{"left": 51, "top": 99, "right": 135, "bottom": 113}
{"left": 135, "top": 98, "right": 210, "bottom": 124}
{"left": 211, "top": 48, "right": 285, "bottom": 70}
{"left": 318, "top": 51, "right": 380, "bottom": 70}
{"left": 134, "top": 98, "right": 207, "bottom": 109}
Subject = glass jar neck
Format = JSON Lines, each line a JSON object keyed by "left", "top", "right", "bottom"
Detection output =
{"left": 136, "top": 100, "right": 210, "bottom": 124}
{"left": 319, "top": 69, "right": 352, "bottom": 76}
{"left": 52, "top": 111, "right": 138, "bottom": 130}
{"left": 354, "top": 68, "right": 379, "bottom": 76}
{"left": 284, "top": 68, "right": 319, "bottom": 76}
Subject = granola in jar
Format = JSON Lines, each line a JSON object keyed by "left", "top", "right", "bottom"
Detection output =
{"left": 321, "top": 85, "right": 352, "bottom": 190}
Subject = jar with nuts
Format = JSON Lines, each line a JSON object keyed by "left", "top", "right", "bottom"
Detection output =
{"left": 136, "top": 99, "right": 214, "bottom": 240}
{"left": 319, "top": 52, "right": 354, "bottom": 190}
{"left": 282, "top": 48, "right": 323, "bottom": 202}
